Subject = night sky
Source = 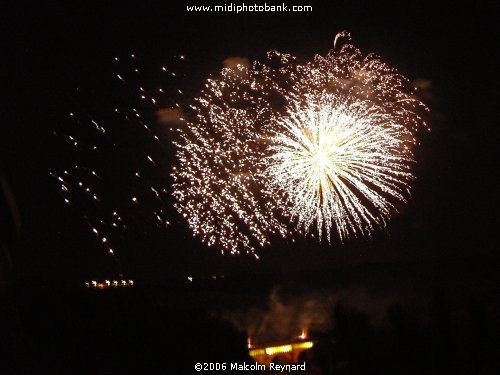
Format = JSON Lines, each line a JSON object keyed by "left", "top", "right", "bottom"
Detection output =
{"left": 2, "top": 1, "right": 497, "bottom": 285}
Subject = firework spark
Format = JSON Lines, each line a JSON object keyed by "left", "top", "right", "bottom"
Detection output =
{"left": 263, "top": 32, "right": 428, "bottom": 241}
{"left": 51, "top": 52, "right": 186, "bottom": 264}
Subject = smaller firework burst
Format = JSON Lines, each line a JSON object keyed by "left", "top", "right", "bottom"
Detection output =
{"left": 172, "top": 63, "right": 290, "bottom": 256}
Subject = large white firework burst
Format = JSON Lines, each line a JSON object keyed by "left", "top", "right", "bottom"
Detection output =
{"left": 263, "top": 32, "right": 428, "bottom": 242}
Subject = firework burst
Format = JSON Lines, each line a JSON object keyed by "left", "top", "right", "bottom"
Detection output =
{"left": 172, "top": 64, "right": 290, "bottom": 256}
{"left": 173, "top": 33, "right": 428, "bottom": 252}
{"left": 263, "top": 32, "right": 428, "bottom": 241}
{"left": 56, "top": 32, "right": 427, "bottom": 259}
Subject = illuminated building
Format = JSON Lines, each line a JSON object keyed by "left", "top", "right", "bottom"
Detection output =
{"left": 248, "top": 332, "right": 314, "bottom": 366}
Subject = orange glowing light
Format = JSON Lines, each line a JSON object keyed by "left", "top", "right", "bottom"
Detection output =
{"left": 299, "top": 329, "right": 307, "bottom": 340}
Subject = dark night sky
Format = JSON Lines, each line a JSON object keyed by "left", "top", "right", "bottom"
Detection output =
{"left": 1, "top": 1, "right": 498, "bottom": 284}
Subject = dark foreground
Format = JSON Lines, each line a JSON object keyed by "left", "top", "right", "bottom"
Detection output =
{"left": 1, "top": 257, "right": 499, "bottom": 375}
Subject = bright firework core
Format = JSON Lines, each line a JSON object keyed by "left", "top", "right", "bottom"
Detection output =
{"left": 265, "top": 94, "right": 416, "bottom": 242}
